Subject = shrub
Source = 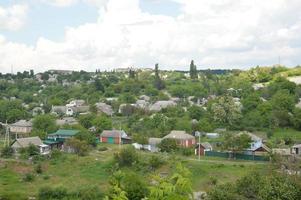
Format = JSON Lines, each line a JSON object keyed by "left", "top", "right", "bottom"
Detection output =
{"left": 181, "top": 148, "right": 194, "bottom": 156}
{"left": 35, "top": 163, "right": 43, "bottom": 174}
{"left": 38, "top": 187, "right": 68, "bottom": 200}
{"left": 158, "top": 138, "right": 178, "bottom": 152}
{"left": 114, "top": 146, "right": 138, "bottom": 167}
{"left": 23, "top": 173, "right": 35, "bottom": 182}
{"left": 149, "top": 155, "right": 164, "bottom": 170}
{"left": 98, "top": 146, "right": 108, "bottom": 151}
{"left": 50, "top": 149, "right": 62, "bottom": 160}
{"left": 0, "top": 146, "right": 14, "bottom": 158}
{"left": 209, "top": 176, "right": 218, "bottom": 185}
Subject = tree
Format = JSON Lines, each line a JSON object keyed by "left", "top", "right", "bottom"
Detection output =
{"left": 188, "top": 105, "right": 205, "bottom": 120}
{"left": 79, "top": 114, "right": 95, "bottom": 129}
{"left": 270, "top": 89, "right": 295, "bottom": 112}
{"left": 94, "top": 78, "right": 105, "bottom": 92}
{"left": 148, "top": 163, "right": 193, "bottom": 200}
{"left": 293, "top": 107, "right": 301, "bottom": 130}
{"left": 154, "top": 63, "right": 165, "bottom": 90}
{"left": 158, "top": 138, "right": 178, "bottom": 152}
{"left": 32, "top": 114, "right": 57, "bottom": 135}
{"left": 65, "top": 138, "right": 89, "bottom": 156}
{"left": 211, "top": 95, "right": 242, "bottom": 127}
{"left": 129, "top": 69, "right": 136, "bottom": 79}
{"left": 189, "top": 60, "right": 198, "bottom": 79}
{"left": 92, "top": 116, "right": 112, "bottom": 133}
{"left": 121, "top": 173, "right": 149, "bottom": 200}
{"left": 221, "top": 132, "right": 251, "bottom": 155}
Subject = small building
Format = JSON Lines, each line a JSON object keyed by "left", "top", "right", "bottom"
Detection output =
{"left": 44, "top": 129, "right": 79, "bottom": 149}
{"left": 100, "top": 130, "right": 131, "bottom": 144}
{"left": 291, "top": 144, "right": 301, "bottom": 156}
{"left": 206, "top": 133, "right": 220, "bottom": 139}
{"left": 95, "top": 102, "right": 113, "bottom": 116}
{"left": 149, "top": 101, "right": 176, "bottom": 112}
{"left": 10, "top": 120, "right": 33, "bottom": 138}
{"left": 163, "top": 130, "right": 195, "bottom": 148}
{"left": 66, "top": 99, "right": 85, "bottom": 107}
{"left": 240, "top": 132, "right": 270, "bottom": 155}
{"left": 56, "top": 117, "right": 78, "bottom": 126}
{"left": 195, "top": 142, "right": 213, "bottom": 156}
{"left": 11, "top": 136, "right": 50, "bottom": 155}
{"left": 148, "top": 137, "right": 162, "bottom": 152}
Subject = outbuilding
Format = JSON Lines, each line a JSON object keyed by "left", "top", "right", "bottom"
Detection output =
{"left": 100, "top": 130, "right": 131, "bottom": 144}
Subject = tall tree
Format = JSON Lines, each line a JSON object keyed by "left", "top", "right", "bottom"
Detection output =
{"left": 153, "top": 63, "right": 165, "bottom": 90}
{"left": 189, "top": 60, "right": 198, "bottom": 79}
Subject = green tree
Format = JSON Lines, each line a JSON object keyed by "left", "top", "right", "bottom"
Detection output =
{"left": 189, "top": 60, "right": 198, "bottom": 79}
{"left": 221, "top": 132, "right": 251, "bottom": 155}
{"left": 158, "top": 138, "right": 178, "bottom": 152}
{"left": 92, "top": 115, "right": 112, "bottom": 133}
{"left": 114, "top": 146, "right": 138, "bottom": 167}
{"left": 211, "top": 95, "right": 242, "bottom": 127}
{"left": 65, "top": 138, "right": 89, "bottom": 156}
{"left": 33, "top": 114, "right": 57, "bottom": 134}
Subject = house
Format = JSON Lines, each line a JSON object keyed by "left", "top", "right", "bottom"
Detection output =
{"left": 11, "top": 136, "right": 50, "bottom": 155}
{"left": 56, "top": 117, "right": 78, "bottom": 126}
{"left": 100, "top": 130, "right": 131, "bottom": 144}
{"left": 95, "top": 102, "right": 113, "bottom": 116}
{"left": 51, "top": 106, "right": 67, "bottom": 115}
{"left": 66, "top": 99, "right": 85, "bottom": 107}
{"left": 66, "top": 106, "right": 90, "bottom": 116}
{"left": 149, "top": 101, "right": 176, "bottom": 112}
{"left": 135, "top": 100, "right": 149, "bottom": 109}
{"left": 10, "top": 120, "right": 33, "bottom": 138}
{"left": 240, "top": 132, "right": 270, "bottom": 155}
{"left": 44, "top": 129, "right": 79, "bottom": 149}
{"left": 32, "top": 107, "right": 45, "bottom": 116}
{"left": 148, "top": 137, "right": 162, "bottom": 152}
{"left": 291, "top": 144, "right": 301, "bottom": 156}
{"left": 205, "top": 133, "right": 220, "bottom": 139}
{"left": 195, "top": 142, "right": 213, "bottom": 156}
{"left": 163, "top": 130, "right": 195, "bottom": 148}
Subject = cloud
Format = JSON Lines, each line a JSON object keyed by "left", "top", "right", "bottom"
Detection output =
{"left": 0, "top": 4, "right": 28, "bottom": 31}
{"left": 41, "top": 0, "right": 78, "bottom": 7}
{"left": 1, "top": 0, "right": 301, "bottom": 73}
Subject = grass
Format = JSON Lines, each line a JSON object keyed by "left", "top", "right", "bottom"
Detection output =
{"left": 0, "top": 143, "right": 268, "bottom": 199}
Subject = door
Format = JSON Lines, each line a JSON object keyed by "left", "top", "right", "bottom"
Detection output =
{"left": 108, "top": 137, "right": 114, "bottom": 144}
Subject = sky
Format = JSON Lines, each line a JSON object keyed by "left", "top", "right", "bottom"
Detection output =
{"left": 0, "top": 0, "right": 301, "bottom": 73}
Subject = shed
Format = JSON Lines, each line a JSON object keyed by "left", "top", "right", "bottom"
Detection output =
{"left": 163, "top": 130, "right": 195, "bottom": 148}
{"left": 195, "top": 142, "right": 213, "bottom": 156}
{"left": 100, "top": 130, "right": 131, "bottom": 144}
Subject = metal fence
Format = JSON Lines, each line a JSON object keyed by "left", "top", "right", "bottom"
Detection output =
{"left": 205, "top": 151, "right": 269, "bottom": 161}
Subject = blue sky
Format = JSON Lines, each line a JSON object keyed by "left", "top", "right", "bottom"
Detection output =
{"left": 1, "top": 0, "right": 181, "bottom": 45}
{"left": 0, "top": 0, "right": 301, "bottom": 73}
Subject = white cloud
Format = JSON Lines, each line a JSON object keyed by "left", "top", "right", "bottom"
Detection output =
{"left": 1, "top": 0, "right": 301, "bottom": 73}
{"left": 0, "top": 4, "right": 28, "bottom": 31}
{"left": 41, "top": 0, "right": 78, "bottom": 7}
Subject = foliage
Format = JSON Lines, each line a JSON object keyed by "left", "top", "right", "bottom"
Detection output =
{"left": 114, "top": 146, "right": 138, "bottom": 167}
{"left": 221, "top": 132, "right": 252, "bottom": 153}
{"left": 158, "top": 138, "right": 178, "bottom": 153}
{"left": 33, "top": 114, "right": 57, "bottom": 135}
{"left": 23, "top": 173, "right": 35, "bottom": 182}
{"left": 0, "top": 146, "right": 14, "bottom": 158}
{"left": 65, "top": 138, "right": 90, "bottom": 156}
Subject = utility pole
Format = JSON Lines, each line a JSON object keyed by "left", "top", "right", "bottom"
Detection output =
{"left": 1, "top": 121, "right": 10, "bottom": 147}
{"left": 195, "top": 131, "right": 201, "bottom": 161}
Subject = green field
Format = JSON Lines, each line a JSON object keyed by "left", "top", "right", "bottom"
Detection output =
{"left": 0, "top": 144, "right": 268, "bottom": 199}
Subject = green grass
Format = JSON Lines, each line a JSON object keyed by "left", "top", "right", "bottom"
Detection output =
{"left": 267, "top": 128, "right": 301, "bottom": 147}
{"left": 0, "top": 144, "right": 268, "bottom": 199}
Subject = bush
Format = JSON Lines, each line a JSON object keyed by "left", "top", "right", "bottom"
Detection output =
{"left": 50, "top": 149, "right": 62, "bottom": 160}
{"left": 1, "top": 146, "right": 14, "bottom": 158}
{"left": 181, "top": 148, "right": 194, "bottom": 156}
{"left": 98, "top": 146, "right": 108, "bottom": 151}
{"left": 23, "top": 173, "right": 35, "bottom": 182}
{"left": 114, "top": 146, "right": 138, "bottom": 167}
{"left": 149, "top": 155, "right": 164, "bottom": 170}
{"left": 35, "top": 163, "right": 43, "bottom": 174}
{"left": 158, "top": 138, "right": 178, "bottom": 153}
{"left": 38, "top": 187, "right": 68, "bottom": 200}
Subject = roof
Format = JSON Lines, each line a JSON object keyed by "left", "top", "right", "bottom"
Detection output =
{"left": 149, "top": 101, "right": 176, "bottom": 111}
{"left": 95, "top": 102, "right": 113, "bottom": 115}
{"left": 100, "top": 130, "right": 130, "bottom": 139}
{"left": 197, "top": 142, "right": 212, "bottom": 149}
{"left": 253, "top": 144, "right": 271, "bottom": 152}
{"left": 149, "top": 137, "right": 162, "bottom": 145}
{"left": 69, "top": 106, "right": 90, "bottom": 113}
{"left": 48, "top": 129, "right": 79, "bottom": 137}
{"left": 292, "top": 144, "right": 301, "bottom": 148}
{"left": 163, "top": 130, "right": 195, "bottom": 140}
{"left": 11, "top": 136, "right": 43, "bottom": 148}
{"left": 10, "top": 120, "right": 32, "bottom": 127}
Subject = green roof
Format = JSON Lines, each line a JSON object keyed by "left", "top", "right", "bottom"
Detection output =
{"left": 48, "top": 129, "right": 79, "bottom": 137}
{"left": 44, "top": 139, "right": 61, "bottom": 145}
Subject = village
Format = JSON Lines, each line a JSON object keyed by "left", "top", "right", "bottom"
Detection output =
{"left": 1, "top": 66, "right": 301, "bottom": 199}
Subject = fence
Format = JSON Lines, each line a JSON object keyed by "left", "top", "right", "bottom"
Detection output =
{"left": 205, "top": 151, "right": 269, "bottom": 161}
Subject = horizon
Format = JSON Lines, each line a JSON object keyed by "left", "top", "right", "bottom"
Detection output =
{"left": 1, "top": 0, "right": 301, "bottom": 73}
